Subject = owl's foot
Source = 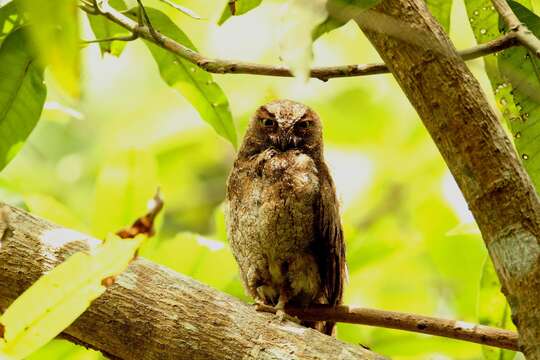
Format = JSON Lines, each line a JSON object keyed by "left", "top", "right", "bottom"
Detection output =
{"left": 253, "top": 302, "right": 274, "bottom": 313}
{"left": 253, "top": 302, "right": 302, "bottom": 325}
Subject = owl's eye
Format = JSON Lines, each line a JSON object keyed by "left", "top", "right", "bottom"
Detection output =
{"left": 261, "top": 118, "right": 276, "bottom": 127}
{"left": 296, "top": 120, "right": 312, "bottom": 129}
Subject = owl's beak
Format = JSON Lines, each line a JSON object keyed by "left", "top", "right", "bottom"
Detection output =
{"left": 279, "top": 136, "right": 289, "bottom": 151}
{"left": 278, "top": 127, "right": 298, "bottom": 151}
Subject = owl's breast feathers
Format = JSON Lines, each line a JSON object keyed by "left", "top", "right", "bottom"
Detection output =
{"left": 227, "top": 149, "right": 345, "bottom": 312}
{"left": 228, "top": 150, "right": 318, "bottom": 247}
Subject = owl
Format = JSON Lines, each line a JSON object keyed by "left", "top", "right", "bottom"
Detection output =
{"left": 225, "top": 99, "right": 347, "bottom": 335}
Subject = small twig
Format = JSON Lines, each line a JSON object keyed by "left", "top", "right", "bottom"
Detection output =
{"left": 80, "top": 2, "right": 519, "bottom": 80}
{"left": 460, "top": 32, "right": 518, "bottom": 60}
{"left": 492, "top": 0, "right": 540, "bottom": 58}
{"left": 82, "top": 33, "right": 138, "bottom": 44}
{"left": 257, "top": 304, "right": 519, "bottom": 351}
{"left": 79, "top": 3, "right": 98, "bottom": 14}
{"left": 135, "top": 0, "right": 161, "bottom": 43}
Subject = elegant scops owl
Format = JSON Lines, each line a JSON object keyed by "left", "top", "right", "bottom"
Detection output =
{"left": 225, "top": 99, "right": 347, "bottom": 335}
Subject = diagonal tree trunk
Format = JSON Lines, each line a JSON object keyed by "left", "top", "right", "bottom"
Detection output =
{"left": 0, "top": 203, "right": 386, "bottom": 360}
{"left": 355, "top": 0, "right": 540, "bottom": 358}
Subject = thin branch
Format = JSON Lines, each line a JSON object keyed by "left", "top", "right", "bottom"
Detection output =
{"left": 257, "top": 304, "right": 519, "bottom": 351}
{"left": 460, "top": 32, "right": 518, "bottom": 60}
{"left": 80, "top": 2, "right": 518, "bottom": 81}
{"left": 82, "top": 33, "right": 138, "bottom": 44}
{"left": 492, "top": 0, "right": 540, "bottom": 58}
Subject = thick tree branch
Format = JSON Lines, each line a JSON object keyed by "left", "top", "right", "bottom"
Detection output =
{"left": 492, "top": 0, "right": 540, "bottom": 58}
{"left": 0, "top": 203, "right": 385, "bottom": 360}
{"left": 80, "top": 2, "right": 518, "bottom": 81}
{"left": 0, "top": 201, "right": 522, "bottom": 358}
{"left": 257, "top": 304, "right": 519, "bottom": 351}
{"left": 355, "top": 0, "right": 540, "bottom": 358}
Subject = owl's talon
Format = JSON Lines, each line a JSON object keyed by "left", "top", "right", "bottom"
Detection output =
{"left": 252, "top": 303, "right": 301, "bottom": 324}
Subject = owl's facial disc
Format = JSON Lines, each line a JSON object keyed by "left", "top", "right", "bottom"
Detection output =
{"left": 257, "top": 116, "right": 308, "bottom": 151}
{"left": 256, "top": 103, "right": 316, "bottom": 151}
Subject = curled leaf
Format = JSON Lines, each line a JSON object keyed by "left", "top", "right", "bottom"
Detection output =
{"left": 116, "top": 189, "right": 164, "bottom": 239}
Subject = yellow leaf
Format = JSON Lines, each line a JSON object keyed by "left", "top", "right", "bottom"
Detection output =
{"left": 0, "top": 234, "right": 144, "bottom": 360}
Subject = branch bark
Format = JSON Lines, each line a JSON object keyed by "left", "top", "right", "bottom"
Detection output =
{"left": 355, "top": 1, "right": 540, "bottom": 359}
{"left": 80, "top": 2, "right": 518, "bottom": 81}
{"left": 0, "top": 203, "right": 385, "bottom": 360}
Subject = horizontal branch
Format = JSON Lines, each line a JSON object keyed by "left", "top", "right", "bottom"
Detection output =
{"left": 81, "top": 2, "right": 518, "bottom": 80}
{"left": 492, "top": 0, "right": 540, "bottom": 58}
{"left": 0, "top": 203, "right": 384, "bottom": 359}
{"left": 258, "top": 304, "right": 519, "bottom": 351}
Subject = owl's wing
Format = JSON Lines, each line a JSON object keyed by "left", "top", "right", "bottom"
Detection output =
{"left": 316, "top": 166, "right": 347, "bottom": 306}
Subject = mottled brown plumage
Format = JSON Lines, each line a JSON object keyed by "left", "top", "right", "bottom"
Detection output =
{"left": 226, "top": 99, "right": 346, "bottom": 336}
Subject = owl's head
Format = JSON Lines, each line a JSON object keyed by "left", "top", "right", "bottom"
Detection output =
{"left": 238, "top": 99, "right": 323, "bottom": 158}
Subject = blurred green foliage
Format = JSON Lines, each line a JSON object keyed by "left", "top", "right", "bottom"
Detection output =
{"left": 0, "top": 0, "right": 536, "bottom": 358}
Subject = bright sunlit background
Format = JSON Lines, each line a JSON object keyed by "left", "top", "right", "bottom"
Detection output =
{"left": 0, "top": 0, "right": 525, "bottom": 358}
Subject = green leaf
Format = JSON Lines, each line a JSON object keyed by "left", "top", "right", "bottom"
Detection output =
{"left": 313, "top": 0, "right": 381, "bottom": 40}
{"left": 426, "top": 0, "right": 452, "bottom": 32}
{"left": 499, "top": 1, "right": 540, "bottom": 192}
{"left": 92, "top": 149, "right": 159, "bottom": 239}
{"left": 25, "top": 194, "right": 86, "bottom": 231}
{"left": 463, "top": 0, "right": 523, "bottom": 115}
{"left": 87, "top": 0, "right": 128, "bottom": 57}
{"left": 218, "top": 0, "right": 262, "bottom": 25}
{"left": 20, "top": 0, "right": 80, "bottom": 98}
{"left": 126, "top": 7, "right": 237, "bottom": 147}
{"left": 464, "top": 0, "right": 540, "bottom": 191}
{"left": 0, "top": 0, "right": 24, "bottom": 46}
{"left": 0, "top": 179, "right": 26, "bottom": 208}
{"left": 312, "top": 16, "right": 348, "bottom": 40}
{"left": 140, "top": 232, "right": 239, "bottom": 291}
{"left": 477, "top": 257, "right": 516, "bottom": 360}
{"left": 0, "top": 233, "right": 144, "bottom": 360}
{"left": 0, "top": 28, "right": 46, "bottom": 172}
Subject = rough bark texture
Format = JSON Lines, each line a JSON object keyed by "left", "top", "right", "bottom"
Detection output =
{"left": 355, "top": 0, "right": 540, "bottom": 358}
{"left": 0, "top": 203, "right": 386, "bottom": 360}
